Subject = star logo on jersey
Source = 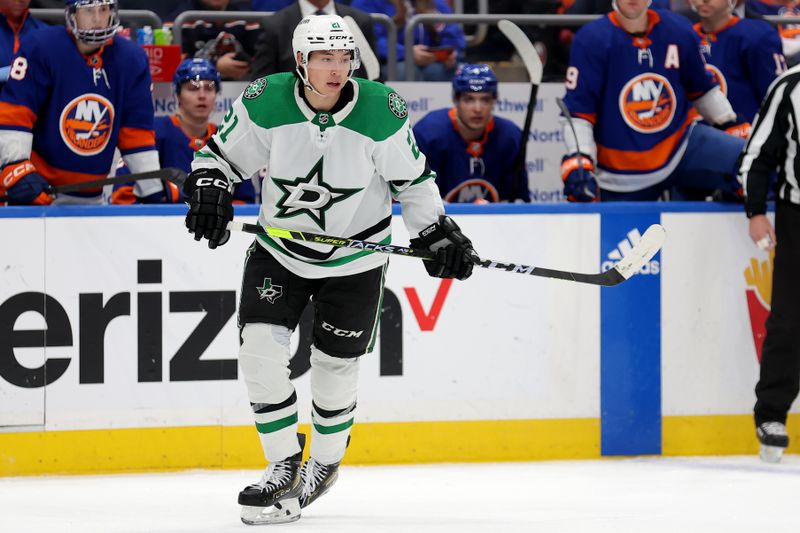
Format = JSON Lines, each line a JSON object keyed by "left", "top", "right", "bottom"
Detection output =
{"left": 59, "top": 94, "right": 115, "bottom": 156}
{"left": 619, "top": 74, "right": 676, "bottom": 134}
{"left": 388, "top": 92, "right": 408, "bottom": 119}
{"left": 257, "top": 278, "right": 283, "bottom": 303}
{"left": 244, "top": 77, "right": 267, "bottom": 99}
{"left": 271, "top": 158, "right": 361, "bottom": 230}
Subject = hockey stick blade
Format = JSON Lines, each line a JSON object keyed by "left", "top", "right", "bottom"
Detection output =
{"left": 497, "top": 20, "right": 543, "bottom": 85}
{"left": 344, "top": 16, "right": 380, "bottom": 81}
{"left": 227, "top": 222, "right": 666, "bottom": 287}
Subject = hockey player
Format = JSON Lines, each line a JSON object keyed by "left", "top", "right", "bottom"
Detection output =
{"left": 183, "top": 15, "right": 477, "bottom": 524}
{"left": 691, "top": 0, "right": 786, "bottom": 138}
{"left": 0, "top": 0, "right": 165, "bottom": 205}
{"left": 413, "top": 63, "right": 530, "bottom": 203}
{"left": 560, "top": 0, "right": 747, "bottom": 201}
{"left": 111, "top": 58, "right": 254, "bottom": 203}
{"left": 746, "top": 0, "right": 800, "bottom": 64}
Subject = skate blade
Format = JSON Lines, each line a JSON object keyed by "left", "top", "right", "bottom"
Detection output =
{"left": 759, "top": 444, "right": 785, "bottom": 464}
{"left": 241, "top": 498, "right": 301, "bottom": 525}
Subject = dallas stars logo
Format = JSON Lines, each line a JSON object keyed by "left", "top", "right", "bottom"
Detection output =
{"left": 257, "top": 278, "right": 283, "bottom": 303}
{"left": 244, "top": 77, "right": 267, "bottom": 99}
{"left": 271, "top": 158, "right": 361, "bottom": 230}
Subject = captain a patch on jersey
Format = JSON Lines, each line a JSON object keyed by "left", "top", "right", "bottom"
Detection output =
{"left": 60, "top": 94, "right": 115, "bottom": 156}
{"left": 619, "top": 73, "right": 676, "bottom": 134}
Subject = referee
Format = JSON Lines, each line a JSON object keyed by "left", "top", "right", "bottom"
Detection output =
{"left": 738, "top": 65, "right": 800, "bottom": 463}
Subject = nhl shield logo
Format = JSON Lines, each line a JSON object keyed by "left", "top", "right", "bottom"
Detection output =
{"left": 59, "top": 94, "right": 115, "bottom": 156}
{"left": 618, "top": 73, "right": 676, "bottom": 134}
{"left": 388, "top": 92, "right": 408, "bottom": 119}
{"left": 257, "top": 278, "right": 283, "bottom": 304}
{"left": 244, "top": 77, "right": 268, "bottom": 100}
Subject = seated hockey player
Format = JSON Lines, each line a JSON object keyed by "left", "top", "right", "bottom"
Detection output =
{"left": 111, "top": 58, "right": 255, "bottom": 203}
{"left": 559, "top": 0, "right": 747, "bottom": 202}
{"left": 413, "top": 63, "right": 530, "bottom": 203}
{"left": 691, "top": 0, "right": 785, "bottom": 139}
{"left": 182, "top": 14, "right": 477, "bottom": 525}
{"left": 0, "top": 0, "right": 167, "bottom": 205}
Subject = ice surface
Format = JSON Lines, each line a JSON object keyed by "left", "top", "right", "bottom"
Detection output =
{"left": 1, "top": 456, "right": 799, "bottom": 533}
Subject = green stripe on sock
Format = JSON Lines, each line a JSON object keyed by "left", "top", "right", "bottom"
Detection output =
{"left": 255, "top": 413, "right": 298, "bottom": 434}
{"left": 313, "top": 417, "right": 354, "bottom": 435}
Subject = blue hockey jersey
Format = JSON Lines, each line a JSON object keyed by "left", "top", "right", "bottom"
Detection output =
{"left": 413, "top": 107, "right": 529, "bottom": 202}
{"left": 694, "top": 17, "right": 784, "bottom": 124}
{"left": 0, "top": 10, "right": 47, "bottom": 69}
{"left": 0, "top": 26, "right": 156, "bottom": 191}
{"left": 563, "top": 10, "right": 716, "bottom": 189}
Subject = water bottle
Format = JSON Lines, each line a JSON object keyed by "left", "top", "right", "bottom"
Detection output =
{"left": 137, "top": 25, "right": 154, "bottom": 45}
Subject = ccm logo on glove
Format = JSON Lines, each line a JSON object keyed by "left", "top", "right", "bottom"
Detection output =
{"left": 194, "top": 176, "right": 231, "bottom": 190}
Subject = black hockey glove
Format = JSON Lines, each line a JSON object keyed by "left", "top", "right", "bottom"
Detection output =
{"left": 410, "top": 216, "right": 478, "bottom": 281}
{"left": 183, "top": 168, "right": 234, "bottom": 249}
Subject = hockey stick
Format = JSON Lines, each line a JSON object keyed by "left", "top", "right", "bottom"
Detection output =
{"left": 227, "top": 221, "right": 666, "bottom": 287}
{"left": 497, "top": 20, "right": 542, "bottom": 201}
{"left": 555, "top": 96, "right": 596, "bottom": 201}
{"left": 0, "top": 167, "right": 187, "bottom": 203}
{"left": 344, "top": 16, "right": 380, "bottom": 81}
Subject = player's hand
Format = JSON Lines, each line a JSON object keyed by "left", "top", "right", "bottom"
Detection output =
{"left": 723, "top": 122, "right": 751, "bottom": 139}
{"left": 561, "top": 153, "right": 599, "bottom": 202}
{"left": 138, "top": 181, "right": 181, "bottom": 203}
{"left": 410, "top": 215, "right": 478, "bottom": 281}
{"left": 412, "top": 45, "right": 436, "bottom": 67}
{"left": 183, "top": 168, "right": 234, "bottom": 249}
{"left": 749, "top": 214, "right": 777, "bottom": 251}
{"left": 216, "top": 53, "right": 250, "bottom": 80}
{"left": 0, "top": 160, "right": 52, "bottom": 205}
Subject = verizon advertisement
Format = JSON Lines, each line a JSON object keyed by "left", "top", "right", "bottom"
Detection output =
{"left": 0, "top": 212, "right": 600, "bottom": 431}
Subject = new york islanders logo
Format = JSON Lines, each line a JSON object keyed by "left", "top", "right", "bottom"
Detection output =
{"left": 60, "top": 94, "right": 115, "bottom": 156}
{"left": 618, "top": 74, "right": 676, "bottom": 134}
{"left": 705, "top": 65, "right": 727, "bottom": 95}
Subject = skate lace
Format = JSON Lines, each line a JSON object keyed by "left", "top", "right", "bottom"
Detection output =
{"left": 761, "top": 422, "right": 788, "bottom": 436}
{"left": 258, "top": 460, "right": 294, "bottom": 490}
{"left": 301, "top": 458, "right": 328, "bottom": 496}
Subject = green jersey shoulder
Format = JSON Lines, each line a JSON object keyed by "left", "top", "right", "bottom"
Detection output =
{"left": 240, "top": 72, "right": 306, "bottom": 129}
{"left": 340, "top": 78, "right": 409, "bottom": 141}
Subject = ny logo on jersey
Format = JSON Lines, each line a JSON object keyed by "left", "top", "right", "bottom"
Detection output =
{"left": 257, "top": 278, "right": 283, "bottom": 303}
{"left": 59, "top": 94, "right": 115, "bottom": 156}
{"left": 619, "top": 74, "right": 676, "bottom": 134}
{"left": 271, "top": 158, "right": 362, "bottom": 230}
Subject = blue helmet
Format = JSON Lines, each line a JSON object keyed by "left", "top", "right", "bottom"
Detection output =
{"left": 452, "top": 63, "right": 498, "bottom": 98}
{"left": 65, "top": 0, "right": 120, "bottom": 45}
{"left": 173, "top": 58, "right": 221, "bottom": 94}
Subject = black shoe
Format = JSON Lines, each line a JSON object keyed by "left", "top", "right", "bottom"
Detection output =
{"left": 239, "top": 433, "right": 306, "bottom": 507}
{"left": 299, "top": 457, "right": 339, "bottom": 509}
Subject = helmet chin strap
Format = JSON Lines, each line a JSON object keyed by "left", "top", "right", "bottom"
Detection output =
{"left": 297, "top": 65, "right": 328, "bottom": 98}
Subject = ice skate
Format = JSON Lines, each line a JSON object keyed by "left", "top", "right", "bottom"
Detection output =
{"left": 239, "top": 445, "right": 304, "bottom": 525}
{"left": 299, "top": 457, "right": 340, "bottom": 509}
{"left": 757, "top": 422, "right": 789, "bottom": 464}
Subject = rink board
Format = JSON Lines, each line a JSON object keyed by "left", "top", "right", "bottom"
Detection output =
{"left": 1, "top": 204, "right": 797, "bottom": 475}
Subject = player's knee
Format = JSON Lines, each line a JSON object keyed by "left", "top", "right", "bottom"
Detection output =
{"left": 239, "top": 323, "right": 294, "bottom": 403}
{"left": 310, "top": 345, "right": 360, "bottom": 409}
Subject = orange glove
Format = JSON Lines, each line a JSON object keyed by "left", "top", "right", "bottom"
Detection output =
{"left": 0, "top": 160, "right": 52, "bottom": 205}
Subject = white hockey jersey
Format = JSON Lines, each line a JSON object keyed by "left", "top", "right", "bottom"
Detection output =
{"left": 192, "top": 73, "right": 444, "bottom": 278}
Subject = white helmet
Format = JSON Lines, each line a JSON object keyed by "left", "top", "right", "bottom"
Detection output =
{"left": 292, "top": 15, "right": 361, "bottom": 94}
